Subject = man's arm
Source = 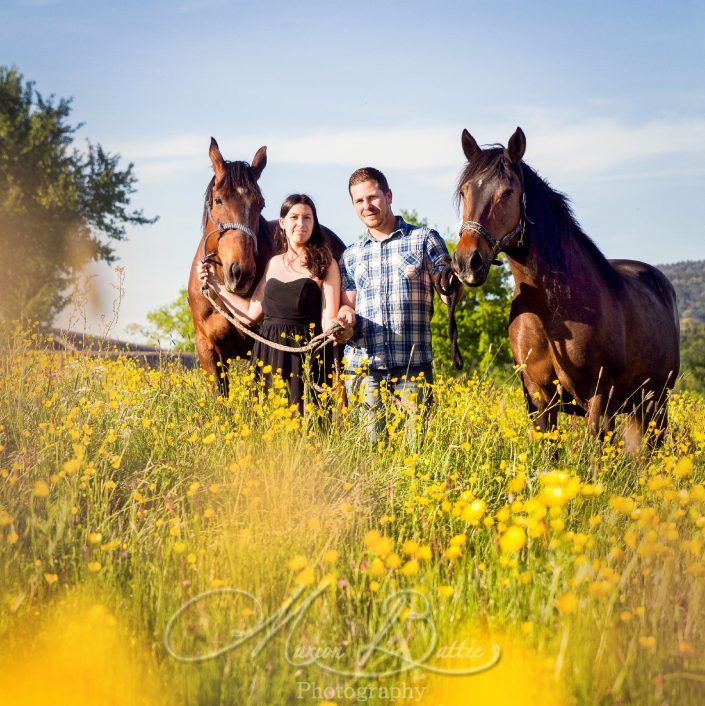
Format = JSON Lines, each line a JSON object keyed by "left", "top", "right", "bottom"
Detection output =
{"left": 425, "top": 230, "right": 453, "bottom": 305}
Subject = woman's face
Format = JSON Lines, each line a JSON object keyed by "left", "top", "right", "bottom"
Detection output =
{"left": 280, "top": 203, "right": 314, "bottom": 249}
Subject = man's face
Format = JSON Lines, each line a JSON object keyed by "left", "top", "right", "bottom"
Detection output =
{"left": 350, "top": 180, "right": 393, "bottom": 230}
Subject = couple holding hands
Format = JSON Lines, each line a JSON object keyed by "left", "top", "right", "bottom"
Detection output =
{"left": 198, "top": 166, "right": 451, "bottom": 440}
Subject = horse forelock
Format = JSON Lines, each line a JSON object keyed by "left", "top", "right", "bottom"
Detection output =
{"left": 201, "top": 161, "right": 266, "bottom": 234}
{"left": 454, "top": 146, "right": 513, "bottom": 210}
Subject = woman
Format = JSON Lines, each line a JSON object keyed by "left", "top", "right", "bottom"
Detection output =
{"left": 197, "top": 194, "right": 353, "bottom": 411}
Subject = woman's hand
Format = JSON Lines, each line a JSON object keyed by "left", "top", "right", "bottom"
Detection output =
{"left": 196, "top": 260, "right": 213, "bottom": 286}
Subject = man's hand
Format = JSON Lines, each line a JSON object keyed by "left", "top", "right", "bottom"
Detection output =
{"left": 196, "top": 260, "right": 214, "bottom": 287}
{"left": 333, "top": 304, "right": 356, "bottom": 343}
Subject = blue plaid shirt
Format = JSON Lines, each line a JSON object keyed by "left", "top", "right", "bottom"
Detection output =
{"left": 339, "top": 216, "right": 451, "bottom": 371}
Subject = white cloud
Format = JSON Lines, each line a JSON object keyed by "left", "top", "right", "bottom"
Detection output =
{"left": 116, "top": 114, "right": 705, "bottom": 182}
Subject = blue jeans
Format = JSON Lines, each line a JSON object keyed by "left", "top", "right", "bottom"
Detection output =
{"left": 344, "top": 365, "right": 434, "bottom": 444}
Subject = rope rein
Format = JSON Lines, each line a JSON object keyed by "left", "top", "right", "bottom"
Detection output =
{"left": 201, "top": 281, "right": 344, "bottom": 355}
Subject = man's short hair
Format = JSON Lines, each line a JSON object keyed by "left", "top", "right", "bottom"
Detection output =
{"left": 348, "top": 167, "right": 390, "bottom": 195}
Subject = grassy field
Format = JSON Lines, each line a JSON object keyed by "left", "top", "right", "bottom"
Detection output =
{"left": 1, "top": 320, "right": 705, "bottom": 705}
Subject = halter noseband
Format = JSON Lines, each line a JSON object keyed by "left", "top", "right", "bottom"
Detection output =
{"left": 458, "top": 165, "right": 532, "bottom": 266}
{"left": 201, "top": 201, "right": 259, "bottom": 265}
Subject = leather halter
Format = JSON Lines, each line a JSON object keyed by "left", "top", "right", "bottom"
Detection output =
{"left": 201, "top": 201, "right": 258, "bottom": 265}
{"left": 458, "top": 165, "right": 532, "bottom": 266}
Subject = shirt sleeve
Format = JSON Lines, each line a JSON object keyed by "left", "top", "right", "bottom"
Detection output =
{"left": 339, "top": 250, "right": 356, "bottom": 292}
{"left": 424, "top": 228, "right": 451, "bottom": 277}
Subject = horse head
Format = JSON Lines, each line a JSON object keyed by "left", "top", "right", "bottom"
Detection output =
{"left": 203, "top": 138, "right": 267, "bottom": 295}
{"left": 453, "top": 127, "right": 527, "bottom": 286}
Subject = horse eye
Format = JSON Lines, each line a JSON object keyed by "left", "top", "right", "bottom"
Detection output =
{"left": 214, "top": 197, "right": 223, "bottom": 205}
{"left": 500, "top": 190, "right": 513, "bottom": 201}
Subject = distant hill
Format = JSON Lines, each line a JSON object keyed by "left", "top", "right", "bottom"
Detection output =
{"left": 658, "top": 260, "right": 705, "bottom": 323}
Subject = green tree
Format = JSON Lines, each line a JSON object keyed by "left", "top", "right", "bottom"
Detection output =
{"left": 0, "top": 66, "right": 156, "bottom": 324}
{"left": 127, "top": 287, "right": 195, "bottom": 351}
{"left": 399, "top": 209, "right": 513, "bottom": 376}
{"left": 679, "top": 317, "right": 705, "bottom": 395}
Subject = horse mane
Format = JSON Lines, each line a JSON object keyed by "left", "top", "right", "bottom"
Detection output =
{"left": 201, "top": 160, "right": 265, "bottom": 232}
{"left": 455, "top": 147, "right": 622, "bottom": 301}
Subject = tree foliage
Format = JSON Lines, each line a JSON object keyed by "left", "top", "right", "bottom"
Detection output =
{"left": 127, "top": 287, "right": 195, "bottom": 352}
{"left": 660, "top": 260, "right": 705, "bottom": 323}
{"left": 0, "top": 66, "right": 156, "bottom": 324}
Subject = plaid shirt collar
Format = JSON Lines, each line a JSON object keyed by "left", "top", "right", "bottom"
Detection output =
{"left": 361, "top": 216, "right": 410, "bottom": 245}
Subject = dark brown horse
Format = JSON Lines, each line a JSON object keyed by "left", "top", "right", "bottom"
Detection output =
{"left": 452, "top": 127, "right": 680, "bottom": 449}
{"left": 188, "top": 138, "right": 345, "bottom": 396}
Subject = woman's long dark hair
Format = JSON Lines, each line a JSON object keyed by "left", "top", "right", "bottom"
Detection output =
{"left": 275, "top": 194, "right": 332, "bottom": 280}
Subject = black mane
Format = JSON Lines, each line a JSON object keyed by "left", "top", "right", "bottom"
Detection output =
{"left": 456, "top": 147, "right": 622, "bottom": 298}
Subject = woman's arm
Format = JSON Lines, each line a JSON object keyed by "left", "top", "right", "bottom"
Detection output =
{"left": 321, "top": 259, "right": 341, "bottom": 332}
{"left": 197, "top": 261, "right": 265, "bottom": 324}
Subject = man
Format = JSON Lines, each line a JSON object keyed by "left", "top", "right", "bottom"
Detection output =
{"left": 338, "top": 167, "right": 451, "bottom": 442}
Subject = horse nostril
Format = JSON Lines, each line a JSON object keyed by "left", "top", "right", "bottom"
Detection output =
{"left": 230, "top": 262, "right": 241, "bottom": 282}
{"left": 470, "top": 251, "right": 483, "bottom": 272}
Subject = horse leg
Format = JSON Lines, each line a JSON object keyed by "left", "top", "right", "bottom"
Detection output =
{"left": 586, "top": 385, "right": 615, "bottom": 441}
{"left": 630, "top": 397, "right": 669, "bottom": 452}
{"left": 196, "top": 334, "right": 229, "bottom": 398}
{"left": 521, "top": 376, "right": 558, "bottom": 433}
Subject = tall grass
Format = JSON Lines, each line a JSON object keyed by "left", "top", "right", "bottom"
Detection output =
{"left": 1, "top": 320, "right": 704, "bottom": 705}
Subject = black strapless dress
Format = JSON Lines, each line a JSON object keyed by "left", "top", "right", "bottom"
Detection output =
{"left": 251, "top": 277, "right": 329, "bottom": 409}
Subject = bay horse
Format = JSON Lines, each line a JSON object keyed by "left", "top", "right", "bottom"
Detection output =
{"left": 188, "top": 138, "right": 346, "bottom": 396}
{"left": 452, "top": 127, "right": 680, "bottom": 449}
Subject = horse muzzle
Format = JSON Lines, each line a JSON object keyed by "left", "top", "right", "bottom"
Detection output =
{"left": 452, "top": 250, "right": 490, "bottom": 287}
{"left": 222, "top": 260, "right": 255, "bottom": 295}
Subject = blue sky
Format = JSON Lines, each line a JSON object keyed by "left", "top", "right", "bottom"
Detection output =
{"left": 2, "top": 0, "right": 704, "bottom": 340}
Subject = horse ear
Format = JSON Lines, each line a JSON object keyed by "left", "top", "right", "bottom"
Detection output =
{"left": 506, "top": 127, "right": 526, "bottom": 164}
{"left": 461, "top": 129, "right": 481, "bottom": 162}
{"left": 251, "top": 146, "right": 267, "bottom": 180}
{"left": 209, "top": 137, "right": 226, "bottom": 176}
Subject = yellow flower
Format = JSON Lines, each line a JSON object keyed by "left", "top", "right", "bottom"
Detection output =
{"left": 202, "top": 433, "right": 216, "bottom": 445}
{"left": 555, "top": 592, "right": 578, "bottom": 614}
{"left": 210, "top": 578, "right": 226, "bottom": 588}
{"left": 369, "top": 581, "right": 381, "bottom": 592}
{"left": 402, "top": 539, "right": 419, "bottom": 556}
{"left": 639, "top": 635, "right": 656, "bottom": 650}
{"left": 7, "top": 531, "right": 19, "bottom": 545}
{"left": 444, "top": 545, "right": 462, "bottom": 561}
{"left": 462, "top": 499, "right": 487, "bottom": 523}
{"left": 400, "top": 560, "right": 419, "bottom": 577}
{"left": 187, "top": 553, "right": 197, "bottom": 564}
{"left": 295, "top": 567, "right": 315, "bottom": 586}
{"left": 674, "top": 457, "right": 694, "bottom": 478}
{"left": 323, "top": 549, "right": 339, "bottom": 564}
{"left": 437, "top": 585, "right": 454, "bottom": 597}
{"left": 619, "top": 611, "right": 633, "bottom": 623}
{"left": 368, "top": 557, "right": 386, "bottom": 577}
{"left": 287, "top": 554, "right": 308, "bottom": 571}
{"left": 371, "top": 535, "right": 394, "bottom": 558}
{"left": 363, "top": 529, "right": 382, "bottom": 548}
{"left": 0, "top": 510, "right": 12, "bottom": 526}
{"left": 173, "top": 542, "right": 186, "bottom": 554}
{"left": 499, "top": 525, "right": 527, "bottom": 554}
{"left": 416, "top": 545, "right": 432, "bottom": 561}
{"left": 44, "top": 573, "right": 59, "bottom": 585}
{"left": 508, "top": 473, "right": 527, "bottom": 494}
{"left": 385, "top": 552, "right": 402, "bottom": 569}
{"left": 33, "top": 480, "right": 50, "bottom": 498}
{"left": 87, "top": 532, "right": 102, "bottom": 545}
{"left": 87, "top": 561, "right": 102, "bottom": 573}
{"left": 450, "top": 533, "right": 467, "bottom": 547}
{"left": 62, "top": 458, "right": 81, "bottom": 475}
